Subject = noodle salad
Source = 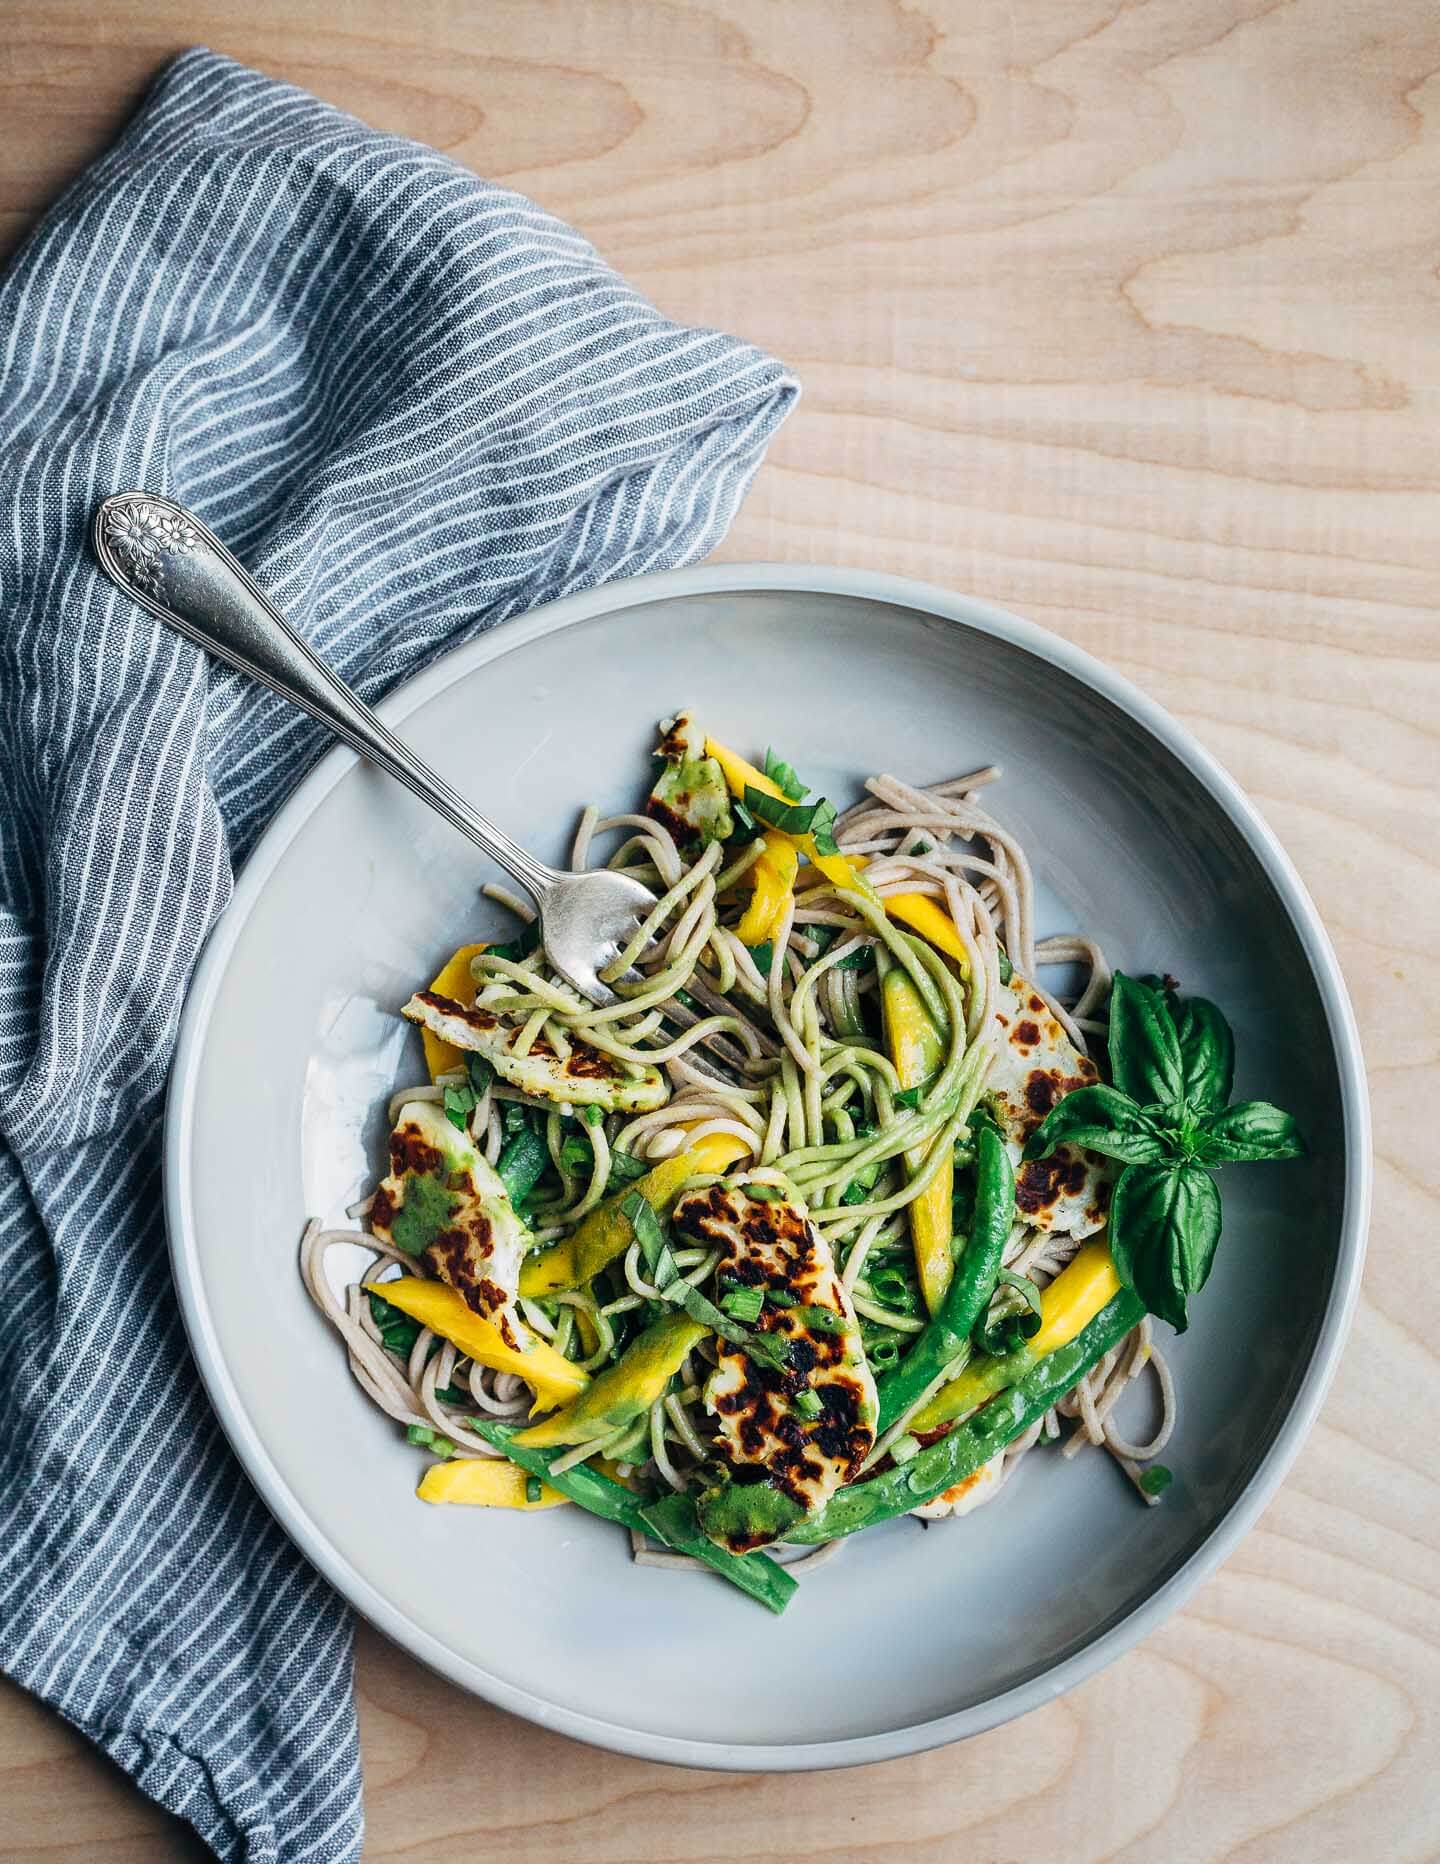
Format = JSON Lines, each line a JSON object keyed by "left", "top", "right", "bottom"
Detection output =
{"left": 303, "top": 717, "right": 1305, "bottom": 1612}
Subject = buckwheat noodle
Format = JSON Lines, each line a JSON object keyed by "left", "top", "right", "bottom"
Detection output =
{"left": 303, "top": 766, "right": 1176, "bottom": 1571}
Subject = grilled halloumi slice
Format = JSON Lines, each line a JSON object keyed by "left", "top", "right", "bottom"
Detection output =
{"left": 671, "top": 1182, "right": 877, "bottom": 1554}
{"left": 402, "top": 990, "right": 668, "bottom": 1113}
{"left": 988, "top": 973, "right": 1114, "bottom": 1237}
{"left": 645, "top": 710, "right": 733, "bottom": 854}
{"left": 370, "top": 1099, "right": 529, "bottom": 1349}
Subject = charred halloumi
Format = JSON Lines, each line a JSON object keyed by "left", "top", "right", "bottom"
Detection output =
{"left": 370, "top": 1100, "right": 529, "bottom": 1348}
{"left": 988, "top": 973, "right": 1114, "bottom": 1237}
{"left": 671, "top": 1182, "right": 877, "bottom": 1553}
{"left": 645, "top": 710, "right": 733, "bottom": 855}
{"left": 402, "top": 990, "right": 668, "bottom": 1113}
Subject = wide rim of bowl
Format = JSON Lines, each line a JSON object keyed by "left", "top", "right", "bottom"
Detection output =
{"left": 166, "top": 561, "right": 1371, "bottom": 1770}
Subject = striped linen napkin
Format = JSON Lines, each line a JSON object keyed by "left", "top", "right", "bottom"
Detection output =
{"left": 0, "top": 48, "right": 795, "bottom": 1860}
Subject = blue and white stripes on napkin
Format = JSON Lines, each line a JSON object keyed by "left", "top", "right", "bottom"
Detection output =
{"left": 0, "top": 48, "right": 795, "bottom": 1859}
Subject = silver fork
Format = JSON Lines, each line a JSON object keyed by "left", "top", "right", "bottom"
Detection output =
{"left": 91, "top": 491, "right": 657, "bottom": 1008}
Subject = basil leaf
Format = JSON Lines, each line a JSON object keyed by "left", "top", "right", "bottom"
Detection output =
{"left": 619, "top": 1192, "right": 790, "bottom": 1372}
{"left": 607, "top": 1149, "right": 650, "bottom": 1188}
{"left": 743, "top": 786, "right": 837, "bottom": 841}
{"left": 466, "top": 1054, "right": 496, "bottom": 1094}
{"left": 367, "top": 1290, "right": 421, "bottom": 1358}
{"left": 746, "top": 941, "right": 774, "bottom": 973}
{"left": 559, "top": 1131, "right": 593, "bottom": 1174}
{"left": 1139, "top": 1464, "right": 1173, "bottom": 1497}
{"left": 678, "top": 1282, "right": 791, "bottom": 1371}
{"left": 1194, "top": 1100, "right": 1306, "bottom": 1163}
{"left": 832, "top": 943, "right": 873, "bottom": 972}
{"left": 1108, "top": 1162, "right": 1220, "bottom": 1333}
{"left": 620, "top": 1191, "right": 678, "bottom": 1292}
{"left": 729, "top": 798, "right": 761, "bottom": 841}
{"left": 1107, "top": 972, "right": 1185, "bottom": 1109}
{"left": 442, "top": 1083, "right": 476, "bottom": 1131}
{"left": 1172, "top": 996, "right": 1233, "bottom": 1113}
{"left": 763, "top": 748, "right": 809, "bottom": 802}
{"left": 1022, "top": 1082, "right": 1168, "bottom": 1165}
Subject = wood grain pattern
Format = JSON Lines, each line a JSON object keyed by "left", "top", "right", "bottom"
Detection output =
{"left": 2, "top": 2, "right": 1437, "bottom": 1857}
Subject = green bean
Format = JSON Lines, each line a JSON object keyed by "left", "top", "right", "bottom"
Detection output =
{"left": 872, "top": 1124, "right": 1013, "bottom": 1436}
{"left": 787, "top": 1288, "right": 1147, "bottom": 1544}
{"left": 473, "top": 1422, "right": 644, "bottom": 1528}
{"left": 640, "top": 1492, "right": 798, "bottom": 1615}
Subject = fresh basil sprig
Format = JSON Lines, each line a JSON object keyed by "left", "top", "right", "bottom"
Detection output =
{"left": 1024, "top": 973, "right": 1304, "bottom": 1330}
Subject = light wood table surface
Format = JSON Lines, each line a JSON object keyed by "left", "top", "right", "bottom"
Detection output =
{"left": 2, "top": 3, "right": 1436, "bottom": 1858}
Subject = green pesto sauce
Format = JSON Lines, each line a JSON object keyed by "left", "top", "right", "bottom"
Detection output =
{"left": 697, "top": 1475, "right": 806, "bottom": 1549}
{"left": 390, "top": 1168, "right": 461, "bottom": 1256}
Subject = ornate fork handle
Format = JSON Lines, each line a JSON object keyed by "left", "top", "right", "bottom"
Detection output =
{"left": 92, "top": 492, "right": 554, "bottom": 899}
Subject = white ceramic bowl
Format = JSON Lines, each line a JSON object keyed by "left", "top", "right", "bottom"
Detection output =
{"left": 167, "top": 565, "right": 1369, "bottom": 1767}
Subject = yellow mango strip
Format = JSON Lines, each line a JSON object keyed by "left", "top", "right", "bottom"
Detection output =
{"left": 1027, "top": 1238, "right": 1122, "bottom": 1358}
{"left": 515, "top": 1311, "right": 709, "bottom": 1448}
{"left": 735, "top": 833, "right": 799, "bottom": 945}
{"left": 363, "top": 1277, "right": 587, "bottom": 1415}
{"left": 881, "top": 967, "right": 954, "bottom": 1314}
{"left": 909, "top": 1239, "right": 1123, "bottom": 1434}
{"left": 880, "top": 893, "right": 970, "bottom": 975}
{"left": 519, "top": 1130, "right": 748, "bottom": 1296}
{"left": 704, "top": 738, "right": 859, "bottom": 888}
{"left": 421, "top": 943, "right": 488, "bottom": 1080}
{"left": 417, "top": 1458, "right": 568, "bottom": 1509}
{"left": 844, "top": 854, "right": 970, "bottom": 977}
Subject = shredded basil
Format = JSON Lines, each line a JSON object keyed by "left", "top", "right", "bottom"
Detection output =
{"left": 368, "top": 1291, "right": 422, "bottom": 1359}
{"left": 742, "top": 785, "right": 838, "bottom": 841}
{"left": 763, "top": 748, "right": 809, "bottom": 802}
{"left": 729, "top": 798, "right": 760, "bottom": 841}
{"left": 616, "top": 1191, "right": 787, "bottom": 1369}
{"left": 606, "top": 1150, "right": 649, "bottom": 1188}
{"left": 1139, "top": 1464, "right": 1173, "bottom": 1497}
{"left": 442, "top": 1082, "right": 477, "bottom": 1131}
{"left": 559, "top": 1131, "right": 593, "bottom": 1175}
